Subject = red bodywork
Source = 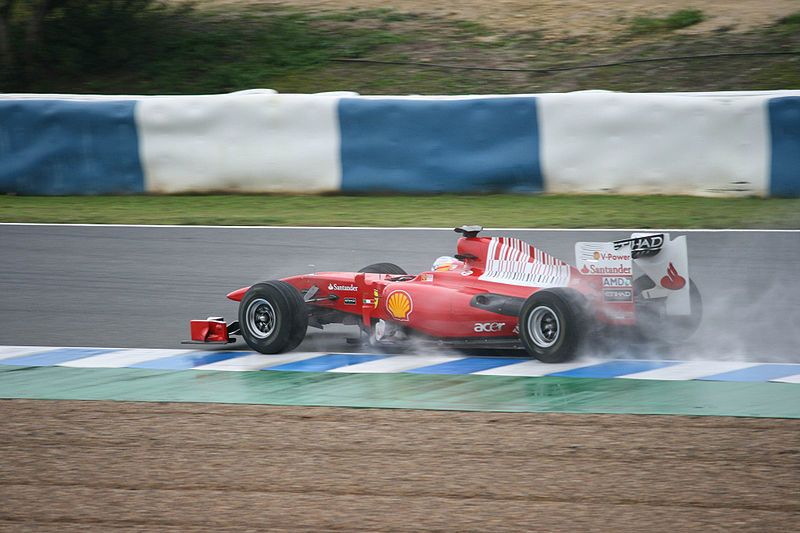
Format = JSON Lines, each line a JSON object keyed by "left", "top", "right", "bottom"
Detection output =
{"left": 222, "top": 234, "right": 633, "bottom": 343}
{"left": 189, "top": 319, "right": 230, "bottom": 343}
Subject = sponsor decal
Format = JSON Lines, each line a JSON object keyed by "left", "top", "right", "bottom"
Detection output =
{"left": 363, "top": 289, "right": 381, "bottom": 307}
{"left": 602, "top": 276, "right": 632, "bottom": 287}
{"left": 586, "top": 251, "right": 632, "bottom": 261}
{"left": 460, "top": 270, "right": 474, "bottom": 276}
{"left": 660, "top": 262, "right": 686, "bottom": 290}
{"left": 613, "top": 234, "right": 664, "bottom": 259}
{"left": 512, "top": 324, "right": 519, "bottom": 335}
{"left": 474, "top": 322, "right": 506, "bottom": 333}
{"left": 343, "top": 298, "right": 357, "bottom": 305}
{"left": 604, "top": 289, "right": 633, "bottom": 302}
{"left": 576, "top": 246, "right": 630, "bottom": 263}
{"left": 582, "top": 263, "right": 632, "bottom": 275}
{"left": 576, "top": 242, "right": 633, "bottom": 277}
{"left": 386, "top": 290, "right": 413, "bottom": 321}
{"left": 420, "top": 273, "right": 434, "bottom": 282}
{"left": 327, "top": 283, "right": 358, "bottom": 292}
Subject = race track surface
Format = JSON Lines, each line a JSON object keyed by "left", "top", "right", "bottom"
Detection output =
{"left": 1, "top": 225, "right": 799, "bottom": 360}
{"left": 1, "top": 225, "right": 799, "bottom": 531}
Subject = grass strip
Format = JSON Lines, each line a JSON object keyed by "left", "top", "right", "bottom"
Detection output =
{"left": 1, "top": 194, "right": 798, "bottom": 228}
{"left": 628, "top": 9, "right": 705, "bottom": 35}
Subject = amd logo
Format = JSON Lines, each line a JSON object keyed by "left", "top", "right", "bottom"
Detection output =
{"left": 602, "top": 276, "right": 632, "bottom": 287}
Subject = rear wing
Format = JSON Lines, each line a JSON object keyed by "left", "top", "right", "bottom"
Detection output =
{"left": 575, "top": 233, "right": 691, "bottom": 316}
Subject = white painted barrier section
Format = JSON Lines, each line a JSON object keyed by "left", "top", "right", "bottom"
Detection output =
{"left": 537, "top": 91, "right": 771, "bottom": 196}
{"left": 135, "top": 92, "right": 342, "bottom": 193}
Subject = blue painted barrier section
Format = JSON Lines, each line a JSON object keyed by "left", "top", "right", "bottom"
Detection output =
{"left": 768, "top": 97, "right": 800, "bottom": 197}
{"left": 0, "top": 100, "right": 144, "bottom": 195}
{"left": 338, "top": 97, "right": 542, "bottom": 193}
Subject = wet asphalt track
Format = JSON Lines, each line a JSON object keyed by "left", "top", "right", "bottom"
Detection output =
{"left": 1, "top": 224, "right": 798, "bottom": 362}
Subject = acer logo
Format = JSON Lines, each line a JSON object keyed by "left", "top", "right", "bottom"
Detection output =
{"left": 474, "top": 322, "right": 506, "bottom": 333}
{"left": 661, "top": 262, "right": 686, "bottom": 290}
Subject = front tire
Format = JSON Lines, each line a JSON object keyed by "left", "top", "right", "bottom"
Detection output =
{"left": 238, "top": 281, "right": 308, "bottom": 354}
{"left": 518, "top": 289, "right": 585, "bottom": 363}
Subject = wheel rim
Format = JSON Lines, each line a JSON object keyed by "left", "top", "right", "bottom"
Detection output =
{"left": 528, "top": 305, "right": 560, "bottom": 348}
{"left": 246, "top": 298, "right": 277, "bottom": 339}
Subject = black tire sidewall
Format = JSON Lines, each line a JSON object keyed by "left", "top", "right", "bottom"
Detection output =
{"left": 519, "top": 289, "right": 583, "bottom": 363}
{"left": 272, "top": 281, "right": 309, "bottom": 352}
{"left": 238, "top": 281, "right": 299, "bottom": 354}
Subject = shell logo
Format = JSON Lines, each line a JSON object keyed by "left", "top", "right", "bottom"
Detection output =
{"left": 386, "top": 290, "right": 413, "bottom": 321}
{"left": 593, "top": 251, "right": 601, "bottom": 260}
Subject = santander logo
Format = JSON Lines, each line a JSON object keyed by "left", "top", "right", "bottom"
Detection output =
{"left": 660, "top": 262, "right": 686, "bottom": 290}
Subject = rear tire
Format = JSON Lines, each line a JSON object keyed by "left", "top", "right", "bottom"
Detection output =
{"left": 238, "top": 281, "right": 308, "bottom": 354}
{"left": 358, "top": 262, "right": 407, "bottom": 275}
{"left": 518, "top": 289, "right": 585, "bottom": 363}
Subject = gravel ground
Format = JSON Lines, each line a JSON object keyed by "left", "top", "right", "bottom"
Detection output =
{"left": 2, "top": 399, "right": 798, "bottom": 532}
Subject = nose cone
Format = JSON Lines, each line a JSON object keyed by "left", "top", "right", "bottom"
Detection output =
{"left": 226, "top": 287, "right": 250, "bottom": 302}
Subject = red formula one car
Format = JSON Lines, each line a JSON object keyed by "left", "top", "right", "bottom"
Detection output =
{"left": 187, "top": 226, "right": 702, "bottom": 363}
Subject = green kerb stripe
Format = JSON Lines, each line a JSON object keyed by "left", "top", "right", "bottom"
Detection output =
{"left": 1, "top": 365, "right": 797, "bottom": 418}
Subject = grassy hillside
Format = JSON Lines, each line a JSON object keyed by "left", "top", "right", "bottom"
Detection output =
{"left": 8, "top": 3, "right": 800, "bottom": 95}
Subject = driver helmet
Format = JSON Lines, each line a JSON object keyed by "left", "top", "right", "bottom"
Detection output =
{"left": 432, "top": 256, "right": 461, "bottom": 271}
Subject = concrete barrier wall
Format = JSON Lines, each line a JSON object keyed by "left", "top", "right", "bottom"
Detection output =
{"left": 0, "top": 99, "right": 143, "bottom": 194}
{"left": 1, "top": 90, "right": 798, "bottom": 196}
{"left": 539, "top": 92, "right": 771, "bottom": 196}
{"left": 338, "top": 96, "right": 541, "bottom": 193}
{"left": 768, "top": 97, "right": 800, "bottom": 197}
{"left": 137, "top": 93, "right": 341, "bottom": 193}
